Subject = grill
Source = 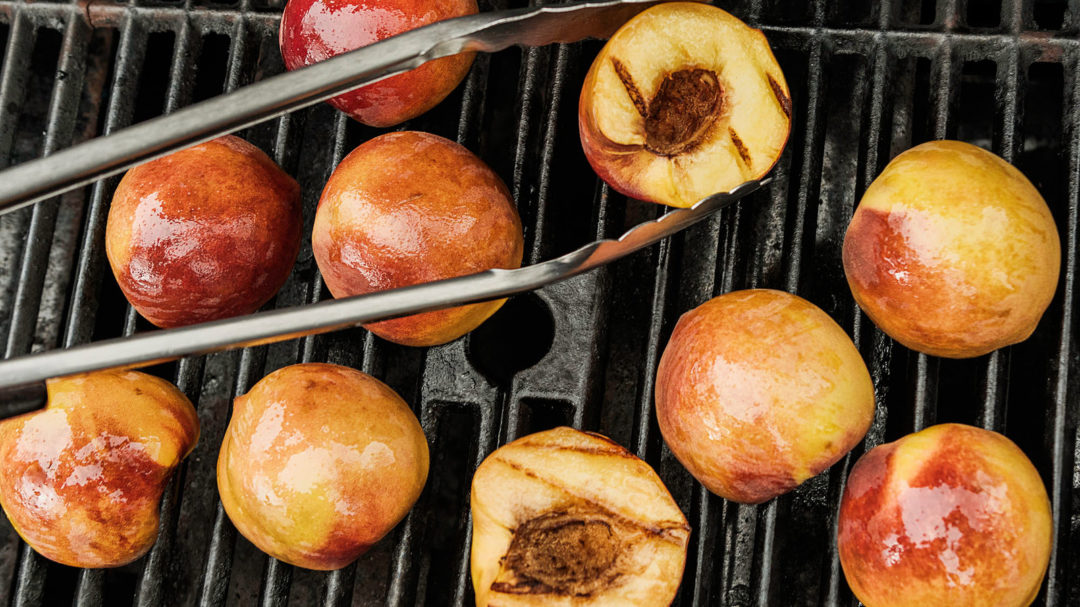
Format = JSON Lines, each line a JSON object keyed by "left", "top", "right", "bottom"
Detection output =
{"left": 0, "top": 0, "right": 1077, "bottom": 604}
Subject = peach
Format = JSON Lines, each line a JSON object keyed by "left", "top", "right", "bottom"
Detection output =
{"left": 106, "top": 135, "right": 302, "bottom": 328}
{"left": 312, "top": 131, "right": 523, "bottom": 347}
{"left": 217, "top": 363, "right": 428, "bottom": 570}
{"left": 578, "top": 2, "right": 791, "bottom": 208}
{"left": 838, "top": 423, "right": 1052, "bottom": 607}
{"left": 843, "top": 140, "right": 1061, "bottom": 358}
{"left": 470, "top": 427, "right": 690, "bottom": 606}
{"left": 279, "top": 0, "right": 476, "bottom": 128}
{"left": 0, "top": 370, "right": 199, "bottom": 568}
{"left": 655, "top": 289, "right": 874, "bottom": 504}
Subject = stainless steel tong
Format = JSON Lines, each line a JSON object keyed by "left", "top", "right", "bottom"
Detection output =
{"left": 0, "top": 0, "right": 667, "bottom": 213}
{"left": 0, "top": 0, "right": 772, "bottom": 414}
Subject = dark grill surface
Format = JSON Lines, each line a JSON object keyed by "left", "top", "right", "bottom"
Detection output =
{"left": 0, "top": 0, "right": 1077, "bottom": 605}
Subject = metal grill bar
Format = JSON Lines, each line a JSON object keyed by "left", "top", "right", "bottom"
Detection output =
{"left": 1045, "top": 43, "right": 1080, "bottom": 607}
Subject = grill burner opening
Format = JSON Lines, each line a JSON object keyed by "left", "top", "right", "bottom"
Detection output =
{"left": 0, "top": 0, "right": 1076, "bottom": 606}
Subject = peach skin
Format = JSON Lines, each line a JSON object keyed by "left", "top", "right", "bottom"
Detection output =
{"left": 106, "top": 135, "right": 301, "bottom": 329}
{"left": 470, "top": 427, "right": 690, "bottom": 606}
{"left": 0, "top": 369, "right": 199, "bottom": 568}
{"left": 579, "top": 2, "right": 791, "bottom": 207}
{"left": 838, "top": 423, "right": 1052, "bottom": 607}
{"left": 843, "top": 140, "right": 1060, "bottom": 358}
{"left": 312, "top": 131, "right": 523, "bottom": 347}
{"left": 217, "top": 363, "right": 429, "bottom": 570}
{"left": 655, "top": 289, "right": 875, "bottom": 504}
{"left": 279, "top": 0, "right": 476, "bottom": 127}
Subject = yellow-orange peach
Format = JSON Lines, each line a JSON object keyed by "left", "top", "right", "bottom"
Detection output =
{"left": 217, "top": 363, "right": 428, "bottom": 570}
{"left": 470, "top": 427, "right": 690, "bottom": 606}
{"left": 579, "top": 2, "right": 791, "bottom": 208}
{"left": 655, "top": 289, "right": 874, "bottom": 504}
{"left": 312, "top": 131, "right": 523, "bottom": 347}
{"left": 838, "top": 423, "right": 1052, "bottom": 607}
{"left": 843, "top": 140, "right": 1060, "bottom": 358}
{"left": 106, "top": 135, "right": 301, "bottom": 328}
{"left": 0, "top": 370, "right": 199, "bottom": 568}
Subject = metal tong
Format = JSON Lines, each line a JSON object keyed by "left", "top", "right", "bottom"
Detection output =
{"left": 0, "top": 0, "right": 771, "bottom": 414}
{"left": 0, "top": 0, "right": 668, "bottom": 212}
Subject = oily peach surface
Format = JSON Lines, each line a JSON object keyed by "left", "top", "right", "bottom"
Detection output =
{"left": 106, "top": 135, "right": 301, "bottom": 328}
{"left": 312, "top": 131, "right": 523, "bottom": 347}
{"left": 843, "top": 140, "right": 1060, "bottom": 358}
{"left": 0, "top": 370, "right": 199, "bottom": 568}
{"left": 279, "top": 0, "right": 476, "bottom": 127}
{"left": 471, "top": 427, "right": 690, "bottom": 606}
{"left": 655, "top": 289, "right": 874, "bottom": 504}
{"left": 838, "top": 423, "right": 1052, "bottom": 607}
{"left": 217, "top": 363, "right": 429, "bottom": 570}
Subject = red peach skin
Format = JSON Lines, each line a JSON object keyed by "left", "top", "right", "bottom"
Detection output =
{"left": 0, "top": 370, "right": 199, "bottom": 568}
{"left": 106, "top": 135, "right": 301, "bottom": 328}
{"left": 838, "top": 423, "right": 1052, "bottom": 607}
{"left": 279, "top": 0, "right": 476, "bottom": 127}
{"left": 313, "top": 131, "right": 523, "bottom": 347}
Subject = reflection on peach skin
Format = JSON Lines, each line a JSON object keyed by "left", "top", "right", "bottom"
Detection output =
{"left": 0, "top": 370, "right": 199, "bottom": 568}
{"left": 217, "top": 363, "right": 428, "bottom": 570}
{"left": 312, "top": 131, "right": 523, "bottom": 347}
{"left": 278, "top": 0, "right": 476, "bottom": 127}
{"left": 838, "top": 423, "right": 1052, "bottom": 607}
{"left": 106, "top": 135, "right": 301, "bottom": 329}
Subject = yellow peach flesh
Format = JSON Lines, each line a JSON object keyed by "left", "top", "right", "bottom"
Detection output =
{"left": 579, "top": 2, "right": 791, "bottom": 207}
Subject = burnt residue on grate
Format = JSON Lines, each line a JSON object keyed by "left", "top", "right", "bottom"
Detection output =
{"left": 0, "top": 0, "right": 1077, "bottom": 605}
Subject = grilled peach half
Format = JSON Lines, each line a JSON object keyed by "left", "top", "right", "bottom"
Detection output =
{"left": 655, "top": 289, "right": 874, "bottom": 504}
{"left": 579, "top": 2, "right": 791, "bottom": 207}
{"left": 313, "top": 131, "right": 523, "bottom": 347}
{"left": 279, "top": 0, "right": 476, "bottom": 127}
{"left": 106, "top": 135, "right": 301, "bottom": 328}
{"left": 0, "top": 370, "right": 199, "bottom": 568}
{"left": 838, "top": 423, "right": 1052, "bottom": 607}
{"left": 843, "top": 140, "right": 1060, "bottom": 358}
{"left": 217, "top": 363, "right": 428, "bottom": 570}
{"left": 470, "top": 427, "right": 690, "bottom": 606}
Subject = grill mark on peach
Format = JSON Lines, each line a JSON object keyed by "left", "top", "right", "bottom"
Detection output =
{"left": 729, "top": 127, "right": 752, "bottom": 168}
{"left": 611, "top": 57, "right": 648, "bottom": 117}
{"left": 530, "top": 444, "right": 635, "bottom": 458}
{"left": 495, "top": 456, "right": 690, "bottom": 541}
{"left": 768, "top": 74, "right": 791, "bottom": 119}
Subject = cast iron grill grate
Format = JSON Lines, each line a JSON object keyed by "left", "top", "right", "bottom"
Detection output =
{"left": 0, "top": 0, "right": 1076, "bottom": 605}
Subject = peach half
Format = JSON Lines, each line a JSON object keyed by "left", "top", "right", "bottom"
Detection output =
{"left": 312, "top": 131, "right": 523, "bottom": 347}
{"left": 217, "top": 363, "right": 428, "bottom": 570}
{"left": 106, "top": 135, "right": 302, "bottom": 328}
{"left": 579, "top": 2, "right": 792, "bottom": 207}
{"left": 655, "top": 289, "right": 874, "bottom": 504}
{"left": 0, "top": 370, "right": 199, "bottom": 568}
{"left": 843, "top": 140, "right": 1061, "bottom": 358}
{"left": 838, "top": 423, "right": 1052, "bottom": 607}
{"left": 279, "top": 0, "right": 476, "bottom": 128}
{"left": 470, "top": 427, "right": 690, "bottom": 606}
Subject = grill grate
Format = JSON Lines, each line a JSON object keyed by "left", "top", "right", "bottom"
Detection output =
{"left": 0, "top": 0, "right": 1077, "bottom": 605}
